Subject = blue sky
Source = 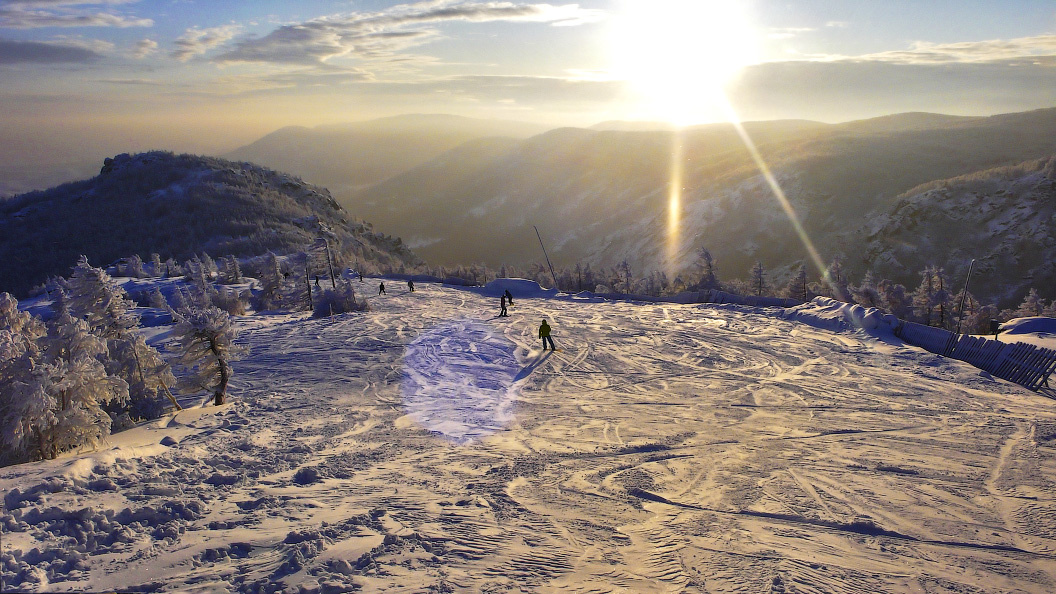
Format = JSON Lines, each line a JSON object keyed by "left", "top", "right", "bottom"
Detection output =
{"left": 1, "top": 0, "right": 1055, "bottom": 168}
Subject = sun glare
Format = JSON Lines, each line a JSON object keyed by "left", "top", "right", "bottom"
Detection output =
{"left": 611, "top": 0, "right": 758, "bottom": 125}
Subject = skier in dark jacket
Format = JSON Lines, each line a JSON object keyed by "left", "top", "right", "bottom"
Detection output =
{"left": 379, "top": 282, "right": 386, "bottom": 295}
{"left": 539, "top": 319, "right": 555, "bottom": 350}
{"left": 408, "top": 280, "right": 415, "bottom": 292}
{"left": 504, "top": 289, "right": 514, "bottom": 306}
{"left": 500, "top": 294, "right": 508, "bottom": 317}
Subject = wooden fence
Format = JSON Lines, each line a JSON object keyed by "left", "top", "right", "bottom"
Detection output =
{"left": 895, "top": 320, "right": 1056, "bottom": 392}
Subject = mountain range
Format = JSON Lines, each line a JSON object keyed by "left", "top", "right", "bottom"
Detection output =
{"left": 337, "top": 109, "right": 1056, "bottom": 305}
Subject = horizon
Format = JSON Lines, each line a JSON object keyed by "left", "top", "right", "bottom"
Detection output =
{"left": 1, "top": 0, "right": 1055, "bottom": 194}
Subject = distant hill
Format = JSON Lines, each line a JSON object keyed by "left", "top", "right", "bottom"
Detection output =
{"left": 349, "top": 108, "right": 1056, "bottom": 305}
{"left": 224, "top": 114, "right": 548, "bottom": 199}
{"left": 0, "top": 151, "right": 421, "bottom": 297}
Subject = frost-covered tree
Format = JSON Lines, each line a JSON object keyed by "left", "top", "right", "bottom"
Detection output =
{"left": 65, "top": 258, "right": 173, "bottom": 420}
{"left": 823, "top": 256, "right": 851, "bottom": 302}
{"left": 748, "top": 262, "right": 768, "bottom": 297}
{"left": 253, "top": 252, "right": 285, "bottom": 311}
{"left": 219, "top": 256, "right": 243, "bottom": 285}
{"left": 175, "top": 306, "right": 245, "bottom": 405}
{"left": 1, "top": 291, "right": 127, "bottom": 461}
{"left": 121, "top": 254, "right": 146, "bottom": 278}
{"left": 851, "top": 270, "right": 881, "bottom": 308}
{"left": 783, "top": 264, "right": 809, "bottom": 302}
{"left": 150, "top": 253, "right": 163, "bottom": 278}
{"left": 312, "top": 280, "right": 370, "bottom": 317}
{"left": 877, "top": 279, "right": 911, "bottom": 319}
{"left": 1013, "top": 288, "right": 1045, "bottom": 318}
{"left": 911, "top": 267, "right": 937, "bottom": 326}
{"left": 695, "top": 248, "right": 719, "bottom": 291}
{"left": 200, "top": 253, "right": 218, "bottom": 279}
{"left": 931, "top": 268, "right": 954, "bottom": 329}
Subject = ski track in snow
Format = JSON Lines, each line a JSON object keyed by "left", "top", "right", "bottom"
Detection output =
{"left": 4, "top": 281, "right": 1056, "bottom": 592}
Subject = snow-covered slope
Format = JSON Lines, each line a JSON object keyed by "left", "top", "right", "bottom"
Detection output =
{"left": 3, "top": 280, "right": 1056, "bottom": 592}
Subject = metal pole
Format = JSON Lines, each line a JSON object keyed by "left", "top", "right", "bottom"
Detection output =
{"left": 533, "top": 225, "right": 559, "bottom": 290}
{"left": 324, "top": 240, "right": 337, "bottom": 289}
{"left": 955, "top": 258, "right": 976, "bottom": 335}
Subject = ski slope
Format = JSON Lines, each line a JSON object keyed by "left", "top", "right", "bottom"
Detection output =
{"left": 3, "top": 280, "right": 1056, "bottom": 592}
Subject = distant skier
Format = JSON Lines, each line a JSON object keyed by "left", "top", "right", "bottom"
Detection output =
{"left": 359, "top": 272, "right": 364, "bottom": 282}
{"left": 379, "top": 282, "right": 386, "bottom": 295}
{"left": 500, "top": 294, "right": 508, "bottom": 317}
{"left": 539, "top": 319, "right": 556, "bottom": 351}
{"left": 408, "top": 280, "right": 415, "bottom": 292}
{"left": 504, "top": 289, "right": 514, "bottom": 306}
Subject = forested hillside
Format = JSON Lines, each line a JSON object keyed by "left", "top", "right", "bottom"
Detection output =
{"left": 0, "top": 152, "right": 421, "bottom": 297}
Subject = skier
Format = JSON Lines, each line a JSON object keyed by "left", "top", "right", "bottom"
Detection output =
{"left": 379, "top": 282, "right": 386, "bottom": 295}
{"left": 408, "top": 280, "right": 415, "bottom": 292}
{"left": 500, "top": 294, "right": 508, "bottom": 317}
{"left": 539, "top": 319, "right": 556, "bottom": 351}
{"left": 359, "top": 272, "right": 364, "bottom": 282}
{"left": 504, "top": 289, "right": 514, "bottom": 306}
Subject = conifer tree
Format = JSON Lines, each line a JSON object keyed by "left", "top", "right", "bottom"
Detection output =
{"left": 851, "top": 270, "right": 881, "bottom": 308}
{"left": 1014, "top": 288, "right": 1045, "bottom": 318}
{"left": 696, "top": 248, "right": 719, "bottom": 290}
{"left": 784, "top": 264, "right": 809, "bottom": 302}
{"left": 911, "top": 266, "right": 937, "bottom": 326}
{"left": 748, "top": 262, "right": 767, "bottom": 297}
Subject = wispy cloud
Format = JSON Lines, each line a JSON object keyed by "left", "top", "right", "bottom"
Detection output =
{"left": 214, "top": 1, "right": 605, "bottom": 66}
{"left": 130, "top": 37, "right": 155, "bottom": 58}
{"left": 767, "top": 26, "right": 814, "bottom": 40}
{"left": 0, "top": 0, "right": 152, "bottom": 28}
{"left": 857, "top": 35, "right": 1056, "bottom": 64}
{"left": 0, "top": 36, "right": 102, "bottom": 62}
{"left": 172, "top": 24, "right": 240, "bottom": 62}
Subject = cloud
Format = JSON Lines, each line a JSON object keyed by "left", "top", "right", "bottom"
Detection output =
{"left": 214, "top": 1, "right": 605, "bottom": 66}
{"left": 172, "top": 25, "right": 240, "bottom": 62}
{"left": 727, "top": 59, "right": 1056, "bottom": 123}
{"left": 130, "top": 37, "right": 155, "bottom": 58}
{"left": 0, "top": 0, "right": 151, "bottom": 28}
{"left": 767, "top": 27, "right": 814, "bottom": 40}
{"left": 813, "top": 34, "right": 1056, "bottom": 65}
{"left": 0, "top": 36, "right": 102, "bottom": 63}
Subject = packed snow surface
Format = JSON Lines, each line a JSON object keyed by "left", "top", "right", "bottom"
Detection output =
{"left": 3, "top": 281, "right": 1056, "bottom": 592}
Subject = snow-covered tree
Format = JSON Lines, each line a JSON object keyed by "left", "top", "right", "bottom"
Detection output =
{"left": 823, "top": 256, "right": 851, "bottom": 302}
{"left": 65, "top": 258, "right": 172, "bottom": 420}
{"left": 312, "top": 280, "right": 370, "bottom": 317}
{"left": 877, "top": 279, "right": 910, "bottom": 319}
{"left": 851, "top": 270, "right": 881, "bottom": 308}
{"left": 931, "top": 267, "right": 954, "bottom": 329}
{"left": 121, "top": 255, "right": 146, "bottom": 278}
{"left": 1013, "top": 288, "right": 1045, "bottom": 318}
{"left": 748, "top": 262, "right": 768, "bottom": 297}
{"left": 783, "top": 264, "right": 809, "bottom": 302}
{"left": 911, "top": 267, "right": 937, "bottom": 326}
{"left": 175, "top": 306, "right": 245, "bottom": 406}
{"left": 695, "top": 248, "right": 719, "bottom": 291}
{"left": 66, "top": 257, "right": 138, "bottom": 340}
{"left": 219, "top": 256, "right": 243, "bottom": 285}
{"left": 150, "top": 253, "right": 163, "bottom": 278}
{"left": 253, "top": 252, "right": 285, "bottom": 311}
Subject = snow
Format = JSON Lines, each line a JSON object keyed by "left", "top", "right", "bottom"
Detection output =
{"left": 1000, "top": 316, "right": 1056, "bottom": 350}
{"left": 4, "top": 280, "right": 1056, "bottom": 592}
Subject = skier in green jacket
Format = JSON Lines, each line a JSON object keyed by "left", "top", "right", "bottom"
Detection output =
{"left": 539, "top": 319, "right": 556, "bottom": 351}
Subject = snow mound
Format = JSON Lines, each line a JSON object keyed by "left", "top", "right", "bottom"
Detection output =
{"left": 781, "top": 297, "right": 900, "bottom": 336}
{"left": 476, "top": 278, "right": 558, "bottom": 298}
{"left": 1000, "top": 317, "right": 1056, "bottom": 336}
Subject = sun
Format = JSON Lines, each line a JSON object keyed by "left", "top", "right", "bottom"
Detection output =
{"left": 610, "top": 0, "right": 758, "bottom": 125}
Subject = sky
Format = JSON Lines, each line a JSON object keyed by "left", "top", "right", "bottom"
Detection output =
{"left": 1, "top": 0, "right": 1055, "bottom": 180}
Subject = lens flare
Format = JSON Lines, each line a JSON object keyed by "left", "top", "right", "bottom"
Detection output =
{"left": 666, "top": 132, "right": 684, "bottom": 279}
{"left": 716, "top": 97, "right": 830, "bottom": 285}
